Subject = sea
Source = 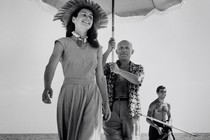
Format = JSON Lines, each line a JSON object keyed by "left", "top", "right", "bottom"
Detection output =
{"left": 0, "top": 133, "right": 209, "bottom": 140}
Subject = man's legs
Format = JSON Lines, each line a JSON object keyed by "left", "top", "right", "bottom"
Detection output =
{"left": 104, "top": 111, "right": 122, "bottom": 140}
{"left": 148, "top": 126, "right": 160, "bottom": 140}
{"left": 104, "top": 100, "right": 133, "bottom": 140}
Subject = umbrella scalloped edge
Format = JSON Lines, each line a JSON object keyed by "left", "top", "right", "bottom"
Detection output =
{"left": 33, "top": 0, "right": 58, "bottom": 15}
{"left": 32, "top": 0, "right": 186, "bottom": 23}
{"left": 112, "top": 0, "right": 187, "bottom": 23}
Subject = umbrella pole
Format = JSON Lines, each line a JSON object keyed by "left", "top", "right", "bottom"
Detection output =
{"left": 111, "top": 0, "right": 115, "bottom": 62}
{"left": 140, "top": 113, "right": 197, "bottom": 137}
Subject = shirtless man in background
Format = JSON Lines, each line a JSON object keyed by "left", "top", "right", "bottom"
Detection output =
{"left": 146, "top": 85, "right": 175, "bottom": 140}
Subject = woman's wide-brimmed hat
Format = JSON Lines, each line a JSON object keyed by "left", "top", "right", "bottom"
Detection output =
{"left": 53, "top": 0, "right": 108, "bottom": 29}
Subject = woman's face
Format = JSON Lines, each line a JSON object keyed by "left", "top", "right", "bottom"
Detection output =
{"left": 72, "top": 8, "right": 94, "bottom": 30}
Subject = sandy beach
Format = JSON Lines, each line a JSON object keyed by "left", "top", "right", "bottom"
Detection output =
{"left": 0, "top": 133, "right": 209, "bottom": 140}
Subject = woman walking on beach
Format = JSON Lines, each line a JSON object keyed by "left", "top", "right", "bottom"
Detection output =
{"left": 42, "top": 0, "right": 111, "bottom": 139}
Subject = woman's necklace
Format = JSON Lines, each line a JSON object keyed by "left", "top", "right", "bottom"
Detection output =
{"left": 72, "top": 31, "right": 88, "bottom": 47}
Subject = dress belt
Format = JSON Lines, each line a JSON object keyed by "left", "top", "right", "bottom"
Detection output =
{"left": 63, "top": 78, "right": 95, "bottom": 85}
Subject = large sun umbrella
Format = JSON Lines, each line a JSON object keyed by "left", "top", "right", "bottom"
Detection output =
{"left": 38, "top": 0, "right": 184, "bottom": 61}
{"left": 41, "top": 0, "right": 184, "bottom": 35}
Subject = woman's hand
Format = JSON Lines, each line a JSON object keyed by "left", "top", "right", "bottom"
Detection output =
{"left": 42, "top": 88, "right": 53, "bottom": 104}
{"left": 103, "top": 103, "right": 111, "bottom": 122}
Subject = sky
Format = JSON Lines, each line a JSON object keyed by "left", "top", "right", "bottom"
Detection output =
{"left": 0, "top": 0, "right": 210, "bottom": 135}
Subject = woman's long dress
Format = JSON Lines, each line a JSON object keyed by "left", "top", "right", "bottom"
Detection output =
{"left": 56, "top": 37, "right": 102, "bottom": 140}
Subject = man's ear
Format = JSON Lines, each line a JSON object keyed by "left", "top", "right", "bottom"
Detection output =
{"left": 115, "top": 49, "right": 118, "bottom": 54}
{"left": 131, "top": 49, "right": 134, "bottom": 55}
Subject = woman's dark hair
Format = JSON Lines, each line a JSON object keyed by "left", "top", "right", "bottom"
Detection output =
{"left": 156, "top": 85, "right": 166, "bottom": 93}
{"left": 66, "top": 7, "right": 99, "bottom": 48}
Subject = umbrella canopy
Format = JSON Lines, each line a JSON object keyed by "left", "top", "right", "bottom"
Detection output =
{"left": 39, "top": 0, "right": 185, "bottom": 61}
{"left": 42, "top": 0, "right": 184, "bottom": 17}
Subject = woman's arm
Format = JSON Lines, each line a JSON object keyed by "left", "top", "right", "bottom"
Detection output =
{"left": 96, "top": 47, "right": 111, "bottom": 121}
{"left": 42, "top": 41, "right": 63, "bottom": 104}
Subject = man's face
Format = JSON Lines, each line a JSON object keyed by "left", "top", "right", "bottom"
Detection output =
{"left": 116, "top": 40, "right": 133, "bottom": 60}
{"left": 157, "top": 88, "right": 167, "bottom": 99}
